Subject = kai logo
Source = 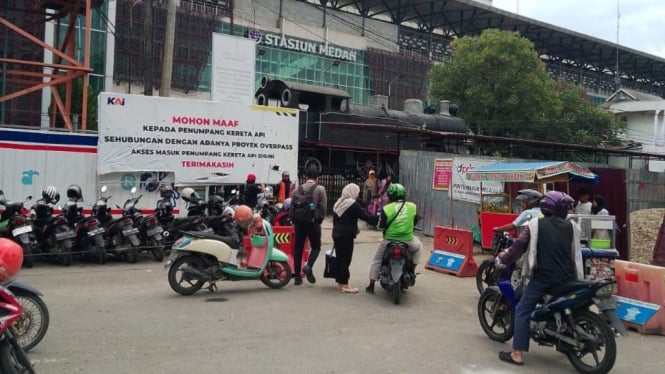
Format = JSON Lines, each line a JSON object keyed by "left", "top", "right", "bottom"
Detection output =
{"left": 107, "top": 97, "right": 126, "bottom": 106}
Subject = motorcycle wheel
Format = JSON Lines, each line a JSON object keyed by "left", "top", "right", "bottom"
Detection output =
{"left": 260, "top": 261, "right": 292, "bottom": 289}
{"left": 477, "top": 288, "right": 514, "bottom": 342}
{"left": 96, "top": 245, "right": 107, "bottom": 265}
{"left": 60, "top": 252, "right": 72, "bottom": 267}
{"left": 21, "top": 243, "right": 34, "bottom": 269}
{"left": 126, "top": 246, "right": 139, "bottom": 263}
{"left": 392, "top": 280, "right": 401, "bottom": 305}
{"left": 476, "top": 259, "right": 496, "bottom": 295}
{"left": 168, "top": 255, "right": 206, "bottom": 295}
{"left": 13, "top": 294, "right": 50, "bottom": 352}
{"left": 149, "top": 239, "right": 165, "bottom": 262}
{"left": 0, "top": 330, "right": 34, "bottom": 374}
{"left": 564, "top": 310, "right": 617, "bottom": 374}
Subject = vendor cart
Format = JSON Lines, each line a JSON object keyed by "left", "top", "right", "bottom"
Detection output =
{"left": 465, "top": 161, "right": 598, "bottom": 249}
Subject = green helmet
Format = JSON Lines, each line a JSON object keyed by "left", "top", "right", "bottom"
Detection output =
{"left": 387, "top": 183, "right": 406, "bottom": 201}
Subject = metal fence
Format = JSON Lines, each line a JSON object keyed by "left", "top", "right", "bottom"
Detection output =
{"left": 626, "top": 169, "right": 665, "bottom": 213}
{"left": 299, "top": 168, "right": 366, "bottom": 213}
{"left": 399, "top": 150, "right": 491, "bottom": 236}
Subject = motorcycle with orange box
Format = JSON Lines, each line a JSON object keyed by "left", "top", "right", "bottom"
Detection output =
{"left": 164, "top": 205, "right": 292, "bottom": 295}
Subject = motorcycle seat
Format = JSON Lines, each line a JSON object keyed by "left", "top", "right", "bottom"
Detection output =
{"left": 182, "top": 231, "right": 239, "bottom": 249}
{"left": 548, "top": 280, "right": 596, "bottom": 298}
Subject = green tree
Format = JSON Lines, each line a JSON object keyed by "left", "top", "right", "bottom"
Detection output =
{"left": 428, "top": 29, "right": 623, "bottom": 159}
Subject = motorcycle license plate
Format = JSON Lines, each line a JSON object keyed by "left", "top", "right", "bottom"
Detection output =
{"left": 55, "top": 230, "right": 76, "bottom": 240}
{"left": 12, "top": 225, "right": 32, "bottom": 236}
{"left": 146, "top": 226, "right": 163, "bottom": 236}
{"left": 122, "top": 227, "right": 139, "bottom": 236}
{"left": 164, "top": 252, "right": 178, "bottom": 269}
{"left": 87, "top": 227, "right": 105, "bottom": 236}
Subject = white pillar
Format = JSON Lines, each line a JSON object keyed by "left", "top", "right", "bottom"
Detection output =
{"left": 40, "top": 11, "right": 55, "bottom": 129}
{"left": 104, "top": 0, "right": 117, "bottom": 92}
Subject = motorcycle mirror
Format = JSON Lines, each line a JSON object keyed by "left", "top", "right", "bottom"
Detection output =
{"left": 25, "top": 195, "right": 33, "bottom": 201}
{"left": 101, "top": 185, "right": 108, "bottom": 193}
{"left": 271, "top": 165, "right": 280, "bottom": 171}
{"left": 130, "top": 187, "right": 137, "bottom": 195}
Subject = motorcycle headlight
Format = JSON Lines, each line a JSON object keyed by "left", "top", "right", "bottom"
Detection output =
{"left": 595, "top": 283, "right": 617, "bottom": 298}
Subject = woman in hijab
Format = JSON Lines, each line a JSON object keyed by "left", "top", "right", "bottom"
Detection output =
{"left": 363, "top": 169, "right": 378, "bottom": 206}
{"left": 332, "top": 183, "right": 378, "bottom": 293}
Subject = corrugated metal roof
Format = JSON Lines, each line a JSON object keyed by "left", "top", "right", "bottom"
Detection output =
{"left": 282, "top": 81, "right": 351, "bottom": 98}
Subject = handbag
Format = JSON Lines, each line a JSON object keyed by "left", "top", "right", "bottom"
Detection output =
{"left": 323, "top": 248, "right": 337, "bottom": 278}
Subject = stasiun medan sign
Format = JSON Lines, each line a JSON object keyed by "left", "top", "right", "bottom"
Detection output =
{"left": 261, "top": 33, "right": 357, "bottom": 62}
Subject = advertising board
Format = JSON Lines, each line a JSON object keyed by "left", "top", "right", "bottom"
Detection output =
{"left": 97, "top": 93, "right": 299, "bottom": 184}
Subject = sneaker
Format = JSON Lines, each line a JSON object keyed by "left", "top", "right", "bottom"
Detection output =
{"left": 365, "top": 284, "right": 374, "bottom": 294}
{"left": 303, "top": 265, "right": 316, "bottom": 284}
{"left": 294, "top": 278, "right": 303, "bottom": 286}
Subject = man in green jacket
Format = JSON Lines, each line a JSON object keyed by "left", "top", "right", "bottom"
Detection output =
{"left": 365, "top": 183, "right": 422, "bottom": 294}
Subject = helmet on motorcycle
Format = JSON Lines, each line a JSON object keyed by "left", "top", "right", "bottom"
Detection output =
{"left": 540, "top": 191, "right": 575, "bottom": 218}
{"left": 42, "top": 185, "right": 59, "bottom": 204}
{"left": 0, "top": 238, "right": 23, "bottom": 282}
{"left": 159, "top": 184, "right": 174, "bottom": 199}
{"left": 234, "top": 205, "right": 254, "bottom": 229}
{"left": 66, "top": 184, "right": 83, "bottom": 200}
{"left": 246, "top": 173, "right": 256, "bottom": 183}
{"left": 207, "top": 195, "right": 225, "bottom": 215}
{"left": 516, "top": 189, "right": 543, "bottom": 208}
{"left": 386, "top": 183, "right": 406, "bottom": 202}
{"left": 180, "top": 187, "right": 200, "bottom": 203}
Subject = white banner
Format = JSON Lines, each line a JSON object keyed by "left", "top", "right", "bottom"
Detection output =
{"left": 450, "top": 158, "right": 504, "bottom": 203}
{"left": 97, "top": 93, "right": 299, "bottom": 184}
{"left": 211, "top": 33, "right": 256, "bottom": 105}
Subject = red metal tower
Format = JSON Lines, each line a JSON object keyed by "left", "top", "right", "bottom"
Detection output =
{"left": 0, "top": 0, "right": 103, "bottom": 132}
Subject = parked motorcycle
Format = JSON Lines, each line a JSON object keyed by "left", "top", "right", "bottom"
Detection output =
{"left": 0, "top": 286, "right": 35, "bottom": 373}
{"left": 31, "top": 197, "right": 75, "bottom": 266}
{"left": 0, "top": 192, "right": 36, "bottom": 268}
{"left": 62, "top": 187, "right": 106, "bottom": 265}
{"left": 378, "top": 241, "right": 417, "bottom": 305}
{"left": 256, "top": 186, "right": 279, "bottom": 223}
{"left": 155, "top": 191, "right": 208, "bottom": 250}
{"left": 477, "top": 263, "right": 623, "bottom": 374}
{"left": 164, "top": 219, "right": 292, "bottom": 295}
{"left": 4, "top": 280, "right": 49, "bottom": 352}
{"left": 92, "top": 186, "right": 140, "bottom": 263}
{"left": 118, "top": 188, "right": 165, "bottom": 262}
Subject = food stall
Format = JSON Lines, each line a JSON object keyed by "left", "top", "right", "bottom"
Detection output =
{"left": 465, "top": 161, "right": 598, "bottom": 249}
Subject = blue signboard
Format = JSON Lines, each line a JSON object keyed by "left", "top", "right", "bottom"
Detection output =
{"left": 427, "top": 250, "right": 465, "bottom": 272}
{"left": 616, "top": 296, "right": 661, "bottom": 326}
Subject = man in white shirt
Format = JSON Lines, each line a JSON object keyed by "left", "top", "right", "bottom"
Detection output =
{"left": 574, "top": 188, "right": 592, "bottom": 215}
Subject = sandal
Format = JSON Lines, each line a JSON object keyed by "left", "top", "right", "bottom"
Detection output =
{"left": 339, "top": 287, "right": 359, "bottom": 294}
{"left": 499, "top": 351, "right": 523, "bottom": 366}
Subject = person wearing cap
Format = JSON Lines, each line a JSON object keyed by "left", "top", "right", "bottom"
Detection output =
{"left": 275, "top": 170, "right": 295, "bottom": 204}
{"left": 243, "top": 173, "right": 263, "bottom": 209}
{"left": 493, "top": 189, "right": 544, "bottom": 233}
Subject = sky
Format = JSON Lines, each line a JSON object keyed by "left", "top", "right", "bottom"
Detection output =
{"left": 491, "top": 0, "right": 665, "bottom": 59}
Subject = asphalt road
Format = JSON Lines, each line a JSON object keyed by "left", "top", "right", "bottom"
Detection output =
{"left": 18, "top": 240, "right": 665, "bottom": 374}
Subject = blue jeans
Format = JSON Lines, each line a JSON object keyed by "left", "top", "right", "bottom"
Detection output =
{"left": 513, "top": 280, "right": 550, "bottom": 352}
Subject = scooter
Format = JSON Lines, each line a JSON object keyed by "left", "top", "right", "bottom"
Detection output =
{"left": 0, "top": 286, "right": 35, "bottom": 373}
{"left": 0, "top": 192, "right": 36, "bottom": 268}
{"left": 164, "top": 219, "right": 292, "bottom": 295}
{"left": 378, "top": 241, "right": 417, "bottom": 305}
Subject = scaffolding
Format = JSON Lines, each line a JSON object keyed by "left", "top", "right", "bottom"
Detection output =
{"left": 0, "top": 0, "right": 103, "bottom": 131}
